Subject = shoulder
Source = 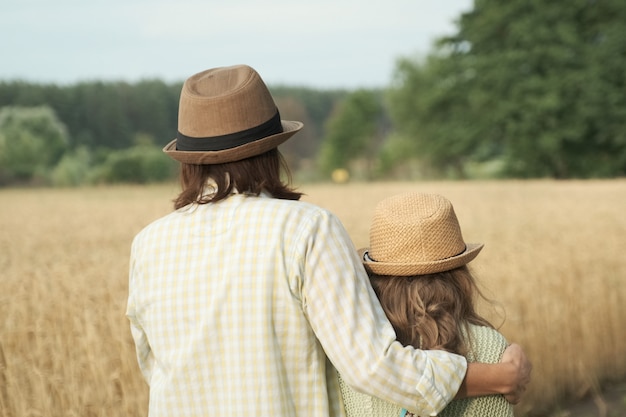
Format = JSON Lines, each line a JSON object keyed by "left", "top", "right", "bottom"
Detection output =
{"left": 467, "top": 324, "right": 506, "bottom": 341}
{"left": 131, "top": 207, "right": 189, "bottom": 251}
{"left": 465, "top": 324, "right": 508, "bottom": 364}
{"left": 254, "top": 195, "right": 344, "bottom": 230}
{"left": 260, "top": 194, "right": 334, "bottom": 216}
{"left": 445, "top": 326, "right": 514, "bottom": 416}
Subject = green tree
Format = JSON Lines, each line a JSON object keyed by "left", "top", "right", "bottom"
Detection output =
{"left": 388, "top": 54, "right": 484, "bottom": 178}
{"left": 271, "top": 86, "right": 347, "bottom": 144}
{"left": 317, "top": 89, "right": 386, "bottom": 178}
{"left": 389, "top": 0, "right": 626, "bottom": 178}
{"left": 96, "top": 144, "right": 177, "bottom": 184}
{"left": 50, "top": 146, "right": 92, "bottom": 187}
{"left": 0, "top": 106, "right": 69, "bottom": 185}
{"left": 271, "top": 87, "right": 348, "bottom": 175}
{"left": 0, "top": 80, "right": 182, "bottom": 152}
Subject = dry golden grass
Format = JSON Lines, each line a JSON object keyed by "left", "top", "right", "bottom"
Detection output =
{"left": 1, "top": 180, "right": 625, "bottom": 416}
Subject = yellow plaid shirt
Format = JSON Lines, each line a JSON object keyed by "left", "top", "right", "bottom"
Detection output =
{"left": 126, "top": 193, "right": 466, "bottom": 417}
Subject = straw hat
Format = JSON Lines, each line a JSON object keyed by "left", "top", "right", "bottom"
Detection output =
{"left": 359, "top": 192, "right": 483, "bottom": 276}
{"left": 163, "top": 65, "right": 303, "bottom": 164}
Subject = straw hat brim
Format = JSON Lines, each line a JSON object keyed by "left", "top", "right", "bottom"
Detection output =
{"left": 358, "top": 242, "right": 484, "bottom": 276}
{"left": 163, "top": 120, "right": 303, "bottom": 164}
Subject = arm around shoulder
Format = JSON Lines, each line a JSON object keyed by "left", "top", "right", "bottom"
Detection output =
{"left": 455, "top": 343, "right": 532, "bottom": 404}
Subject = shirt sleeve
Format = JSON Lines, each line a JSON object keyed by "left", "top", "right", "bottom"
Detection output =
{"left": 126, "top": 237, "right": 155, "bottom": 384}
{"left": 297, "top": 209, "right": 467, "bottom": 416}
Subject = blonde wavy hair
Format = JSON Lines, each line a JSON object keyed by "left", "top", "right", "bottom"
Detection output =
{"left": 369, "top": 265, "right": 495, "bottom": 357}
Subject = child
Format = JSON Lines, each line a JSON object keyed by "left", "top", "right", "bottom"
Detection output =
{"left": 340, "top": 192, "right": 514, "bottom": 417}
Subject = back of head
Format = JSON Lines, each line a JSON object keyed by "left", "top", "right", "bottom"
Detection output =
{"left": 361, "top": 192, "right": 492, "bottom": 355}
{"left": 369, "top": 266, "right": 492, "bottom": 355}
{"left": 173, "top": 149, "right": 302, "bottom": 208}
{"left": 163, "top": 65, "right": 304, "bottom": 208}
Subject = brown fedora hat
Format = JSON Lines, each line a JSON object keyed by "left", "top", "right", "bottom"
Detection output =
{"left": 163, "top": 65, "right": 303, "bottom": 164}
{"left": 359, "top": 192, "right": 483, "bottom": 276}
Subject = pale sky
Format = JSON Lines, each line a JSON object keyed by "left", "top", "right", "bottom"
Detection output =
{"left": 2, "top": 0, "right": 473, "bottom": 89}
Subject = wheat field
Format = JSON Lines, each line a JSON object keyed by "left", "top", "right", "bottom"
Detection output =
{"left": 1, "top": 180, "right": 625, "bottom": 416}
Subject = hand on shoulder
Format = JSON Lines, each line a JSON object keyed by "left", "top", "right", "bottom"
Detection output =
{"left": 500, "top": 343, "right": 532, "bottom": 404}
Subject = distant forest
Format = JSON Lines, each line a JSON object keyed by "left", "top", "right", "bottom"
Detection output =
{"left": 0, "top": 81, "right": 350, "bottom": 185}
{"left": 0, "top": 80, "right": 347, "bottom": 161}
{"left": 2, "top": 0, "right": 626, "bottom": 186}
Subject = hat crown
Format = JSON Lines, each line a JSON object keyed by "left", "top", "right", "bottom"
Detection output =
{"left": 369, "top": 193, "right": 467, "bottom": 265}
{"left": 178, "top": 65, "right": 277, "bottom": 139}
{"left": 163, "top": 64, "right": 303, "bottom": 164}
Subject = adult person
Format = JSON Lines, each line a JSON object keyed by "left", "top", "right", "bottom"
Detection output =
{"left": 340, "top": 192, "right": 515, "bottom": 417}
{"left": 126, "top": 64, "right": 531, "bottom": 417}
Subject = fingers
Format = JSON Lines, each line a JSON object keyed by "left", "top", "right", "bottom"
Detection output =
{"left": 502, "top": 343, "right": 533, "bottom": 404}
{"left": 504, "top": 379, "right": 527, "bottom": 404}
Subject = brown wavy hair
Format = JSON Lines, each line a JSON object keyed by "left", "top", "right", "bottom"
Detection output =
{"left": 368, "top": 265, "right": 495, "bottom": 357}
{"left": 173, "top": 148, "right": 302, "bottom": 209}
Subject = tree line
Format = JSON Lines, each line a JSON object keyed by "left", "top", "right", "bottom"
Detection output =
{"left": 1, "top": 0, "right": 625, "bottom": 186}
{"left": 0, "top": 80, "right": 347, "bottom": 185}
